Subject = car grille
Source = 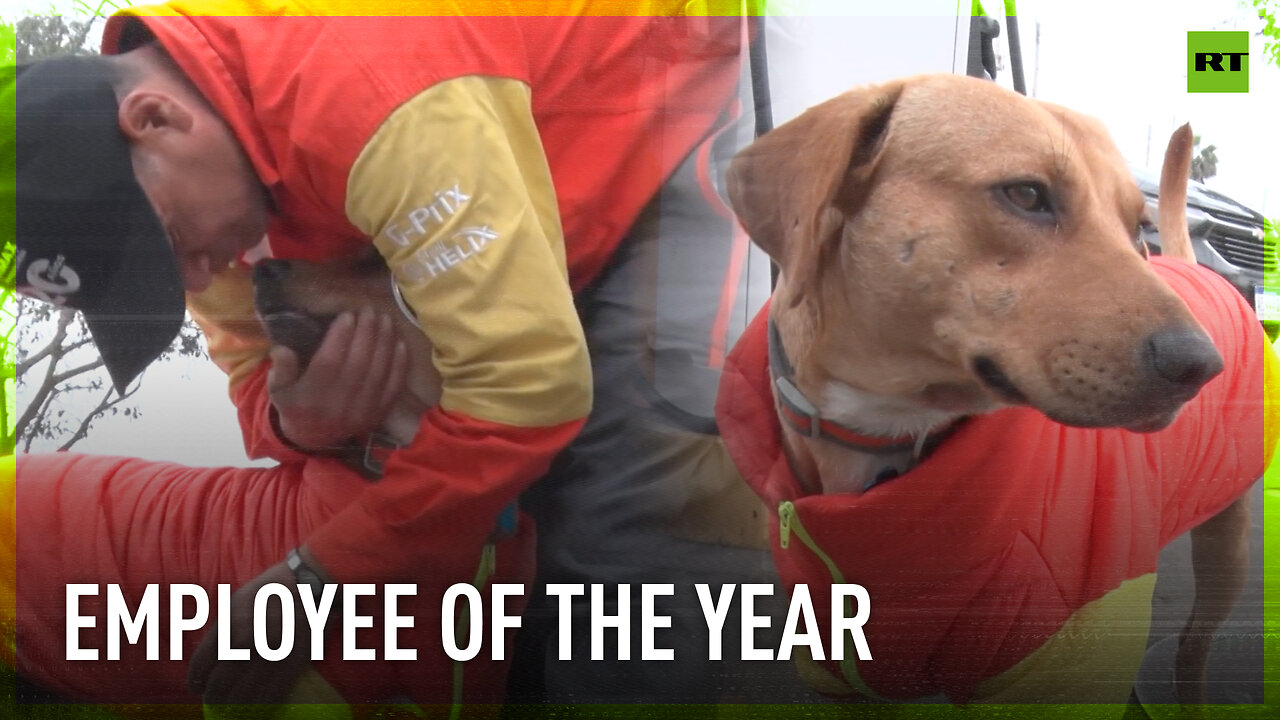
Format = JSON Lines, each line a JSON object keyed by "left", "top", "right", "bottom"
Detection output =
{"left": 1202, "top": 211, "right": 1269, "bottom": 272}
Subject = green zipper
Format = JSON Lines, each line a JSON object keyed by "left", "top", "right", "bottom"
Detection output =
{"left": 777, "top": 501, "right": 885, "bottom": 701}
{"left": 448, "top": 542, "right": 499, "bottom": 720}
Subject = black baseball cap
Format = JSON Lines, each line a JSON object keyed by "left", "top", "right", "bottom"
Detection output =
{"left": 13, "top": 55, "right": 186, "bottom": 393}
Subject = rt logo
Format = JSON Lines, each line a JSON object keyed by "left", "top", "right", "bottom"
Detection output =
{"left": 1187, "top": 31, "right": 1249, "bottom": 92}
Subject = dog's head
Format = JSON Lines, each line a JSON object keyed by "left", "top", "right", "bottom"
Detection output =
{"left": 728, "top": 74, "right": 1221, "bottom": 432}
{"left": 252, "top": 249, "right": 389, "bottom": 369}
{"left": 251, "top": 247, "right": 439, "bottom": 409}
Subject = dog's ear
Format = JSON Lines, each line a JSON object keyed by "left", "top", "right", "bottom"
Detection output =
{"left": 1158, "top": 122, "right": 1195, "bottom": 263}
{"left": 726, "top": 81, "right": 905, "bottom": 303}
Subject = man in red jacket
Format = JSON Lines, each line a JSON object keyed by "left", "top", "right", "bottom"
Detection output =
{"left": 6, "top": 3, "right": 767, "bottom": 709}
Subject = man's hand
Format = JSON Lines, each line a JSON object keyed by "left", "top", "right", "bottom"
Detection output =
{"left": 187, "top": 561, "right": 318, "bottom": 705}
{"left": 268, "top": 309, "right": 408, "bottom": 451}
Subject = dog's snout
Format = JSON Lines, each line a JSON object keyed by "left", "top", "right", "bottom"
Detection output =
{"left": 1143, "top": 328, "right": 1223, "bottom": 392}
{"left": 252, "top": 260, "right": 292, "bottom": 316}
{"left": 253, "top": 259, "right": 292, "bottom": 285}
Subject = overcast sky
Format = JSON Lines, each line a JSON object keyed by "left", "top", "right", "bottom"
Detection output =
{"left": 11, "top": 0, "right": 1278, "bottom": 466}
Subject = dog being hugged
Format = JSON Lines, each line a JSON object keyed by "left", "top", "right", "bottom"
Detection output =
{"left": 251, "top": 248, "right": 441, "bottom": 471}
{"left": 715, "top": 74, "right": 1278, "bottom": 705}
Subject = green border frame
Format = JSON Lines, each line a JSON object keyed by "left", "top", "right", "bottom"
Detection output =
{"left": 2, "top": 21, "right": 15, "bottom": 457}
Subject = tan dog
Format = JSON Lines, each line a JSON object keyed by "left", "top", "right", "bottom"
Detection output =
{"left": 729, "top": 77, "right": 1223, "bottom": 495}
{"left": 725, "top": 75, "right": 1253, "bottom": 703}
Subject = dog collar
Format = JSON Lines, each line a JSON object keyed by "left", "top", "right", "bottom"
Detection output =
{"left": 332, "top": 430, "right": 401, "bottom": 481}
{"left": 767, "top": 317, "right": 961, "bottom": 458}
{"left": 391, "top": 276, "right": 422, "bottom": 331}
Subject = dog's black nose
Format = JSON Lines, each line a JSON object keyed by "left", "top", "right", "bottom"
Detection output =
{"left": 1143, "top": 328, "right": 1223, "bottom": 391}
{"left": 252, "top": 260, "right": 293, "bottom": 317}
{"left": 253, "top": 259, "right": 292, "bottom": 284}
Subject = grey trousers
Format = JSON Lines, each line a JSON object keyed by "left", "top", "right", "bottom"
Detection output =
{"left": 505, "top": 113, "right": 815, "bottom": 708}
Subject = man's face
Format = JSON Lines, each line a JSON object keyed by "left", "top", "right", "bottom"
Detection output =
{"left": 121, "top": 89, "right": 269, "bottom": 292}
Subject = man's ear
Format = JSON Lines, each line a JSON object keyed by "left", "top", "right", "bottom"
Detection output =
{"left": 117, "top": 90, "right": 195, "bottom": 140}
{"left": 726, "top": 80, "right": 905, "bottom": 306}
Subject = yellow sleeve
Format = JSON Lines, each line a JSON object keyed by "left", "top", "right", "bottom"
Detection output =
{"left": 345, "top": 76, "right": 591, "bottom": 427}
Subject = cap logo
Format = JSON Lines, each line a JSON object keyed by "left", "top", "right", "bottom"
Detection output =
{"left": 19, "top": 251, "right": 82, "bottom": 306}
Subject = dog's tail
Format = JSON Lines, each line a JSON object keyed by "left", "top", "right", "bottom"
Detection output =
{"left": 1158, "top": 123, "right": 1196, "bottom": 263}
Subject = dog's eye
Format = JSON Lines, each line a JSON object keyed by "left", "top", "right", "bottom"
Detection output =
{"left": 1001, "top": 182, "right": 1053, "bottom": 214}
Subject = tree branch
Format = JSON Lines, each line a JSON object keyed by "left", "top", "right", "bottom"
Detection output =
{"left": 16, "top": 310, "right": 75, "bottom": 439}
{"left": 59, "top": 380, "right": 141, "bottom": 451}
{"left": 18, "top": 336, "right": 93, "bottom": 377}
{"left": 50, "top": 359, "right": 106, "bottom": 386}
{"left": 20, "top": 387, "right": 59, "bottom": 454}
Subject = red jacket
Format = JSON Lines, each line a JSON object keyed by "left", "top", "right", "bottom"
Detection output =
{"left": 716, "top": 258, "right": 1277, "bottom": 702}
